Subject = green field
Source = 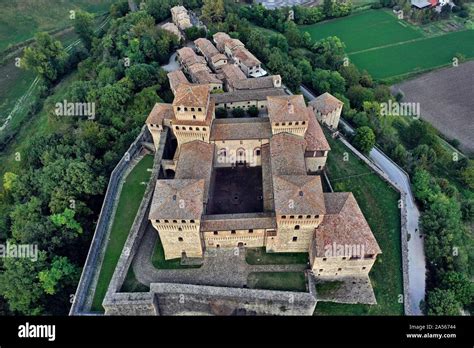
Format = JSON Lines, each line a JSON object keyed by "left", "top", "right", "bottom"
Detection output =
{"left": 300, "top": 10, "right": 423, "bottom": 53}
{"left": 300, "top": 9, "right": 474, "bottom": 80}
{"left": 315, "top": 129, "right": 403, "bottom": 315}
{"left": 90, "top": 154, "right": 154, "bottom": 312}
{"left": 0, "top": 0, "right": 114, "bottom": 51}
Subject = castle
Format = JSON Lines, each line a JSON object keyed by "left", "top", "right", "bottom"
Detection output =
{"left": 145, "top": 33, "right": 381, "bottom": 279}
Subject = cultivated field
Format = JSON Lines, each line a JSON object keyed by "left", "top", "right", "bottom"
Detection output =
{"left": 300, "top": 9, "right": 474, "bottom": 81}
{"left": 392, "top": 61, "right": 474, "bottom": 155}
{"left": 0, "top": 0, "right": 114, "bottom": 51}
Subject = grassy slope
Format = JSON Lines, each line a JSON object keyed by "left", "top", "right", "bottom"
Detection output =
{"left": 315, "top": 130, "right": 403, "bottom": 315}
{"left": 0, "top": 0, "right": 114, "bottom": 51}
{"left": 91, "top": 154, "right": 154, "bottom": 312}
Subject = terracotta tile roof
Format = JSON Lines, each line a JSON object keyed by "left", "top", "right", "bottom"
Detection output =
{"left": 211, "top": 53, "right": 227, "bottom": 65}
{"left": 194, "top": 38, "right": 220, "bottom": 60}
{"left": 210, "top": 117, "right": 272, "bottom": 140}
{"left": 304, "top": 107, "right": 331, "bottom": 152}
{"left": 175, "top": 140, "right": 214, "bottom": 202}
{"left": 269, "top": 132, "right": 307, "bottom": 176}
{"left": 224, "top": 38, "right": 245, "bottom": 52}
{"left": 309, "top": 92, "right": 343, "bottom": 115}
{"left": 146, "top": 103, "right": 174, "bottom": 125}
{"left": 200, "top": 212, "right": 276, "bottom": 231}
{"left": 221, "top": 63, "right": 246, "bottom": 84}
{"left": 313, "top": 192, "right": 382, "bottom": 257}
{"left": 212, "top": 88, "right": 286, "bottom": 104}
{"left": 233, "top": 75, "right": 280, "bottom": 90}
{"left": 233, "top": 48, "right": 260, "bottom": 67}
{"left": 188, "top": 63, "right": 209, "bottom": 75}
{"left": 173, "top": 102, "right": 214, "bottom": 127}
{"left": 167, "top": 70, "right": 190, "bottom": 93}
{"left": 267, "top": 95, "right": 309, "bottom": 123}
{"left": 191, "top": 70, "right": 223, "bottom": 85}
{"left": 149, "top": 179, "right": 205, "bottom": 220}
{"left": 177, "top": 47, "right": 207, "bottom": 67}
{"left": 172, "top": 84, "right": 210, "bottom": 108}
{"left": 261, "top": 143, "right": 275, "bottom": 212}
{"left": 273, "top": 175, "right": 325, "bottom": 216}
{"left": 212, "top": 32, "right": 231, "bottom": 51}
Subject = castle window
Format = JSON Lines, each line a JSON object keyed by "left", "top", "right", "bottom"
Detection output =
{"left": 189, "top": 127, "right": 193, "bottom": 130}
{"left": 191, "top": 107, "right": 195, "bottom": 111}
{"left": 294, "top": 225, "right": 300, "bottom": 230}
{"left": 177, "top": 107, "right": 181, "bottom": 111}
{"left": 322, "top": 258, "right": 327, "bottom": 261}
{"left": 178, "top": 227, "right": 182, "bottom": 231}
{"left": 292, "top": 236, "right": 297, "bottom": 242}
{"left": 255, "top": 149, "right": 261, "bottom": 156}
{"left": 298, "top": 215, "right": 303, "bottom": 219}
{"left": 203, "top": 128, "right": 206, "bottom": 131}
{"left": 164, "top": 220, "right": 169, "bottom": 223}
{"left": 178, "top": 237, "right": 183, "bottom": 242}
{"left": 281, "top": 215, "right": 286, "bottom": 219}
{"left": 319, "top": 269, "right": 323, "bottom": 272}
{"left": 213, "top": 231, "right": 218, "bottom": 235}
{"left": 175, "top": 126, "right": 179, "bottom": 130}
{"left": 193, "top": 115, "right": 196, "bottom": 119}
{"left": 306, "top": 215, "right": 311, "bottom": 218}
{"left": 181, "top": 220, "right": 186, "bottom": 223}
{"left": 156, "top": 220, "right": 160, "bottom": 223}
{"left": 190, "top": 220, "right": 195, "bottom": 223}
{"left": 290, "top": 215, "right": 294, "bottom": 219}
{"left": 315, "top": 215, "right": 319, "bottom": 219}
{"left": 184, "top": 107, "right": 188, "bottom": 111}
{"left": 342, "top": 257, "right": 347, "bottom": 260}
{"left": 231, "top": 230, "right": 236, "bottom": 234}
{"left": 295, "top": 122, "right": 299, "bottom": 125}
{"left": 282, "top": 122, "right": 286, "bottom": 126}
{"left": 338, "top": 268, "right": 342, "bottom": 271}
{"left": 289, "top": 122, "right": 292, "bottom": 126}
{"left": 302, "top": 121, "right": 306, "bottom": 125}
{"left": 276, "top": 123, "right": 279, "bottom": 126}
{"left": 362, "top": 267, "right": 367, "bottom": 270}
{"left": 173, "top": 220, "right": 177, "bottom": 223}
{"left": 198, "top": 107, "right": 202, "bottom": 112}
{"left": 196, "top": 127, "right": 200, "bottom": 131}
{"left": 249, "top": 229, "right": 253, "bottom": 233}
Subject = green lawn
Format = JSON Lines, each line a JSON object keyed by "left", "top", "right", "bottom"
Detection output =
{"left": 300, "top": 9, "right": 474, "bottom": 81}
{"left": 350, "top": 29, "right": 474, "bottom": 80}
{"left": 151, "top": 234, "right": 202, "bottom": 269}
{"left": 246, "top": 247, "right": 308, "bottom": 265}
{"left": 315, "top": 129, "right": 403, "bottom": 315}
{"left": 90, "top": 154, "right": 154, "bottom": 312}
{"left": 300, "top": 10, "right": 423, "bottom": 53}
{"left": 0, "top": 0, "right": 114, "bottom": 51}
{"left": 247, "top": 272, "right": 307, "bottom": 292}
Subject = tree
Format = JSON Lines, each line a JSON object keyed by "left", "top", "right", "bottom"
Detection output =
{"left": 201, "top": 0, "right": 225, "bottom": 23}
{"left": 0, "top": 251, "right": 48, "bottom": 315}
{"left": 269, "top": 33, "right": 289, "bottom": 53}
{"left": 3, "top": 172, "right": 17, "bottom": 191}
{"left": 216, "top": 107, "right": 228, "bottom": 118}
{"left": 311, "top": 36, "right": 346, "bottom": 69}
{"left": 247, "top": 105, "right": 259, "bottom": 117}
{"left": 22, "top": 32, "right": 69, "bottom": 82}
{"left": 353, "top": 126, "right": 375, "bottom": 153}
{"left": 347, "top": 85, "right": 375, "bottom": 110}
{"left": 232, "top": 107, "right": 245, "bottom": 118}
{"left": 412, "top": 169, "right": 438, "bottom": 205}
{"left": 460, "top": 161, "right": 474, "bottom": 189}
{"left": 392, "top": 143, "right": 408, "bottom": 167}
{"left": 39, "top": 256, "right": 79, "bottom": 295}
{"left": 323, "top": 0, "right": 334, "bottom": 17}
{"left": 412, "top": 144, "right": 437, "bottom": 170}
{"left": 440, "top": 272, "right": 473, "bottom": 306}
{"left": 74, "top": 11, "right": 95, "bottom": 50}
{"left": 425, "top": 289, "right": 460, "bottom": 315}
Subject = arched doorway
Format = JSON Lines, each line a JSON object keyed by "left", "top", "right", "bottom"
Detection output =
{"left": 237, "top": 242, "right": 244, "bottom": 247}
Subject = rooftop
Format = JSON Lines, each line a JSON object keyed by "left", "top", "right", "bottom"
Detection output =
{"left": 269, "top": 132, "right": 307, "bottom": 176}
{"left": 172, "top": 84, "right": 210, "bottom": 108}
{"left": 304, "top": 108, "right": 331, "bottom": 152}
{"left": 212, "top": 88, "right": 286, "bottom": 104}
{"left": 210, "top": 117, "right": 272, "bottom": 141}
{"left": 233, "top": 47, "right": 261, "bottom": 67}
{"left": 146, "top": 103, "right": 174, "bottom": 125}
{"left": 167, "top": 70, "right": 190, "bottom": 93}
{"left": 194, "top": 38, "right": 220, "bottom": 60}
{"left": 309, "top": 92, "right": 344, "bottom": 115}
{"left": 313, "top": 193, "right": 382, "bottom": 257}
{"left": 273, "top": 175, "right": 325, "bottom": 216}
{"left": 233, "top": 75, "right": 280, "bottom": 91}
{"left": 201, "top": 212, "right": 276, "bottom": 232}
{"left": 221, "top": 63, "right": 247, "bottom": 84}
{"left": 267, "top": 95, "right": 309, "bottom": 123}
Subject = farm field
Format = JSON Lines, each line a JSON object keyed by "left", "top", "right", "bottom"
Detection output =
{"left": 0, "top": 0, "right": 115, "bottom": 52}
{"left": 300, "top": 9, "right": 474, "bottom": 81}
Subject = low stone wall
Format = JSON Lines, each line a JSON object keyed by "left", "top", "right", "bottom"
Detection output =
{"left": 105, "top": 282, "right": 317, "bottom": 316}
{"left": 69, "top": 126, "right": 153, "bottom": 315}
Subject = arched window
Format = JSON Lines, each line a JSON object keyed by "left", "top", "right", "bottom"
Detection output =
{"left": 254, "top": 147, "right": 261, "bottom": 157}
{"left": 294, "top": 225, "right": 300, "bottom": 230}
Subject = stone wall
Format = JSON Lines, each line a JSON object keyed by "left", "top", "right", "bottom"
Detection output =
{"left": 69, "top": 126, "right": 154, "bottom": 315}
{"left": 104, "top": 283, "right": 317, "bottom": 316}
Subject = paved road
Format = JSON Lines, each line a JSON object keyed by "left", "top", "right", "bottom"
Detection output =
{"left": 301, "top": 85, "right": 426, "bottom": 315}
